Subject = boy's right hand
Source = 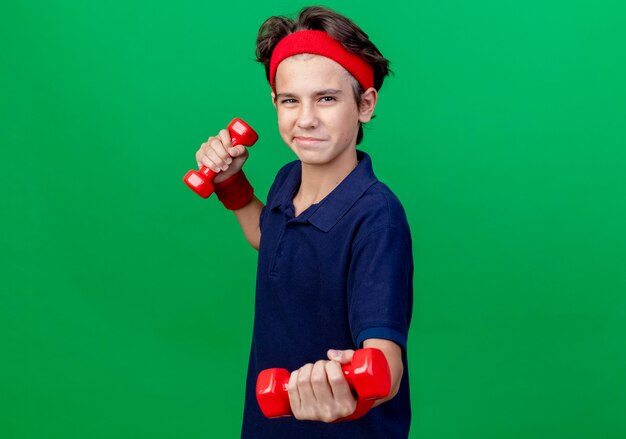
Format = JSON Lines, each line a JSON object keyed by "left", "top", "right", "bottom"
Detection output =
{"left": 195, "top": 128, "right": 249, "bottom": 184}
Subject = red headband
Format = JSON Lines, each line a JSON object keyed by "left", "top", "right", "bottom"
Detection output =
{"left": 269, "top": 30, "right": 374, "bottom": 92}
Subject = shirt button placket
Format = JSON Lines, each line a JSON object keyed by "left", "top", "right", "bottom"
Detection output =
{"left": 270, "top": 222, "right": 288, "bottom": 275}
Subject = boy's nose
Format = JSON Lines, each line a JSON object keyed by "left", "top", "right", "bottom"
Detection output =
{"left": 296, "top": 104, "right": 319, "bottom": 129}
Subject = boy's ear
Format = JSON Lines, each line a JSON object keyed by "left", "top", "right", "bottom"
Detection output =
{"left": 358, "top": 87, "right": 378, "bottom": 124}
{"left": 271, "top": 91, "right": 277, "bottom": 109}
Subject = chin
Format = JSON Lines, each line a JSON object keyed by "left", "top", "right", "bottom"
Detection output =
{"left": 291, "top": 148, "right": 332, "bottom": 165}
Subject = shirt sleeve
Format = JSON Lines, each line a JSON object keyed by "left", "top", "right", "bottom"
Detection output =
{"left": 347, "top": 226, "right": 413, "bottom": 351}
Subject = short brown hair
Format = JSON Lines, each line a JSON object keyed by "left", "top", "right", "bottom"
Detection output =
{"left": 255, "top": 6, "right": 392, "bottom": 145}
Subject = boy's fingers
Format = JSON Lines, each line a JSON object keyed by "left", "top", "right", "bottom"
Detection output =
{"left": 209, "top": 136, "right": 230, "bottom": 165}
{"left": 217, "top": 129, "right": 233, "bottom": 149}
{"left": 287, "top": 370, "right": 301, "bottom": 413}
{"left": 296, "top": 363, "right": 316, "bottom": 406}
{"left": 209, "top": 146, "right": 236, "bottom": 171}
{"left": 325, "top": 360, "right": 355, "bottom": 406}
{"left": 310, "top": 360, "right": 333, "bottom": 403}
{"left": 327, "top": 349, "right": 355, "bottom": 364}
{"left": 229, "top": 145, "right": 246, "bottom": 157}
{"left": 217, "top": 129, "right": 234, "bottom": 163}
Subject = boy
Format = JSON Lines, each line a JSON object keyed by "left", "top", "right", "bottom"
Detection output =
{"left": 195, "top": 6, "right": 413, "bottom": 438}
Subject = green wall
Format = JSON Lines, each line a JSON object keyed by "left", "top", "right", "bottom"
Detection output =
{"left": 2, "top": 1, "right": 625, "bottom": 437}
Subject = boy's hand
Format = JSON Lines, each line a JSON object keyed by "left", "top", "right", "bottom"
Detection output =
{"left": 195, "top": 128, "right": 249, "bottom": 184}
{"left": 287, "top": 349, "right": 358, "bottom": 423}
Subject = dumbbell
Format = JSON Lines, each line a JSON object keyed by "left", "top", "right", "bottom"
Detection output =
{"left": 256, "top": 348, "right": 391, "bottom": 421}
{"left": 183, "top": 118, "right": 258, "bottom": 198}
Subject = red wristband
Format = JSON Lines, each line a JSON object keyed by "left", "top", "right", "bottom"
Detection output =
{"left": 213, "top": 170, "right": 254, "bottom": 210}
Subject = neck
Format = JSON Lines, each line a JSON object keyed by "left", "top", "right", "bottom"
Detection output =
{"left": 295, "top": 148, "right": 358, "bottom": 206}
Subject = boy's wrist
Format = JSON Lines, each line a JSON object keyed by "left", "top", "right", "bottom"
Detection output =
{"left": 213, "top": 170, "right": 254, "bottom": 210}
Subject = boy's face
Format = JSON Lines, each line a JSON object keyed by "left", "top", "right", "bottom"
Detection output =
{"left": 272, "top": 54, "right": 376, "bottom": 167}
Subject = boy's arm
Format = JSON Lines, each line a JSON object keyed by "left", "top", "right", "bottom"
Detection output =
{"left": 362, "top": 338, "right": 404, "bottom": 407}
{"left": 232, "top": 196, "right": 264, "bottom": 251}
{"left": 195, "top": 125, "right": 264, "bottom": 250}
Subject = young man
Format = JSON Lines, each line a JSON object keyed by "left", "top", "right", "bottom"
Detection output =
{"left": 195, "top": 6, "right": 413, "bottom": 438}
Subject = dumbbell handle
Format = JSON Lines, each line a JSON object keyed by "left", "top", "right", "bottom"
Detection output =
{"left": 259, "top": 362, "right": 367, "bottom": 394}
{"left": 183, "top": 118, "right": 258, "bottom": 198}
{"left": 195, "top": 134, "right": 243, "bottom": 181}
{"left": 256, "top": 348, "right": 390, "bottom": 420}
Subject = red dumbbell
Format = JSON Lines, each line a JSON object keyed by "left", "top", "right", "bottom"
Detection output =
{"left": 183, "top": 118, "right": 258, "bottom": 198}
{"left": 256, "top": 348, "right": 391, "bottom": 421}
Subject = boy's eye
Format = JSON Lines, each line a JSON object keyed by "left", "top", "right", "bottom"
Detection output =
{"left": 280, "top": 96, "right": 336, "bottom": 104}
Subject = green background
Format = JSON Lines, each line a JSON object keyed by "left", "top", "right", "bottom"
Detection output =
{"left": 2, "top": 0, "right": 625, "bottom": 437}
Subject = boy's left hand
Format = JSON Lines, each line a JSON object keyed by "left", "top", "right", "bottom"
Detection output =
{"left": 287, "top": 349, "right": 357, "bottom": 423}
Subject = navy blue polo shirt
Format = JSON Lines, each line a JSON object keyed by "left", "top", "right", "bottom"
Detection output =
{"left": 241, "top": 149, "right": 414, "bottom": 438}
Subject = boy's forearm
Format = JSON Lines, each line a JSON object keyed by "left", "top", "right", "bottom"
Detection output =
{"left": 361, "top": 339, "right": 404, "bottom": 408}
{"left": 231, "top": 195, "right": 264, "bottom": 250}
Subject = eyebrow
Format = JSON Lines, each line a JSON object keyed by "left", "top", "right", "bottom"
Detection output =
{"left": 275, "top": 89, "right": 343, "bottom": 100}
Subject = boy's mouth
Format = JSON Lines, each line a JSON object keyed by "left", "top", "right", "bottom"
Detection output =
{"left": 294, "top": 136, "right": 326, "bottom": 144}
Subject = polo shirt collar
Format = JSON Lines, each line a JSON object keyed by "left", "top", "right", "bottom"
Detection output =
{"left": 269, "top": 149, "right": 378, "bottom": 232}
